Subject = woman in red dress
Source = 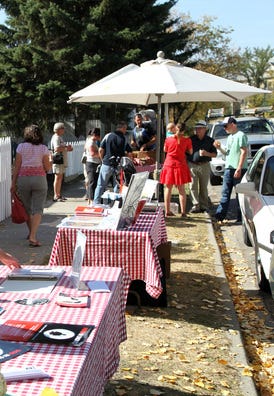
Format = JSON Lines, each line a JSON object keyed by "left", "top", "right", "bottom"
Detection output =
{"left": 160, "top": 123, "right": 193, "bottom": 217}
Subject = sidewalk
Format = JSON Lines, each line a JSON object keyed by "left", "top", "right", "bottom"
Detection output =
{"left": 0, "top": 177, "right": 87, "bottom": 265}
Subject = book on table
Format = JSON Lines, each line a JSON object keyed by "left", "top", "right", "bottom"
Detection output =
{"left": 0, "top": 320, "right": 94, "bottom": 347}
{"left": 7, "top": 268, "right": 65, "bottom": 280}
{"left": 74, "top": 206, "right": 105, "bottom": 216}
{"left": 0, "top": 340, "right": 32, "bottom": 363}
{"left": 0, "top": 268, "right": 65, "bottom": 294}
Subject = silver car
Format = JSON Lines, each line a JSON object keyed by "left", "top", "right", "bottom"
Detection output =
{"left": 236, "top": 145, "right": 274, "bottom": 296}
{"left": 209, "top": 117, "right": 274, "bottom": 185}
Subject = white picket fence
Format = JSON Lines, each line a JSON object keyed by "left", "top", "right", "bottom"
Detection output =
{"left": 64, "top": 140, "right": 85, "bottom": 180}
{"left": 0, "top": 137, "right": 12, "bottom": 222}
{"left": 0, "top": 138, "right": 85, "bottom": 221}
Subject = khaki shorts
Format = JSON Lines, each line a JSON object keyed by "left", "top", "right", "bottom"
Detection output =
{"left": 52, "top": 164, "right": 66, "bottom": 174}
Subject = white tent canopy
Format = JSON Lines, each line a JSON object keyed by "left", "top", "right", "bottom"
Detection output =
{"left": 69, "top": 52, "right": 270, "bottom": 105}
{"left": 68, "top": 51, "right": 271, "bottom": 164}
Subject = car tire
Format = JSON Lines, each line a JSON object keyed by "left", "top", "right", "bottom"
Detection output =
{"left": 254, "top": 239, "right": 271, "bottom": 293}
{"left": 210, "top": 172, "right": 222, "bottom": 186}
{"left": 242, "top": 222, "right": 252, "bottom": 247}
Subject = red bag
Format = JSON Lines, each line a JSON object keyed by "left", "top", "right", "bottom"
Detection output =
{"left": 11, "top": 193, "right": 29, "bottom": 224}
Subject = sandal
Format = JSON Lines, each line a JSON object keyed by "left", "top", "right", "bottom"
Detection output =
{"left": 53, "top": 196, "right": 66, "bottom": 202}
{"left": 166, "top": 211, "right": 175, "bottom": 217}
{"left": 57, "top": 197, "right": 66, "bottom": 202}
{"left": 29, "top": 240, "right": 42, "bottom": 247}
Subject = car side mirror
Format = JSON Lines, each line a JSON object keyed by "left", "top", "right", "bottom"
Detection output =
{"left": 235, "top": 182, "right": 257, "bottom": 197}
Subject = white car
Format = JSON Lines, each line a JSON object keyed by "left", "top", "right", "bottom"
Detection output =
{"left": 209, "top": 117, "right": 274, "bottom": 185}
{"left": 236, "top": 145, "right": 274, "bottom": 296}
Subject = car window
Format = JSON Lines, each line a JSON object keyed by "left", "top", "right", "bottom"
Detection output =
{"left": 262, "top": 156, "right": 274, "bottom": 195}
{"left": 237, "top": 119, "right": 273, "bottom": 134}
{"left": 211, "top": 125, "right": 227, "bottom": 138}
{"left": 246, "top": 151, "right": 265, "bottom": 190}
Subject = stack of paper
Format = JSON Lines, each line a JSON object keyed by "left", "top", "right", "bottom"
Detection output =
{"left": 57, "top": 215, "right": 102, "bottom": 229}
{"left": 87, "top": 280, "right": 110, "bottom": 293}
{"left": 2, "top": 366, "right": 51, "bottom": 382}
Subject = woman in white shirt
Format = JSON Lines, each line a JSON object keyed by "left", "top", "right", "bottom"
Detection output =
{"left": 84, "top": 128, "right": 101, "bottom": 205}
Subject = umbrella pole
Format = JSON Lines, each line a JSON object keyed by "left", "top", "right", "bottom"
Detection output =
{"left": 154, "top": 94, "right": 162, "bottom": 200}
{"left": 156, "top": 94, "right": 162, "bottom": 166}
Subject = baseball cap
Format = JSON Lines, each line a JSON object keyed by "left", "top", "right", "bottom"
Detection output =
{"left": 222, "top": 116, "right": 237, "bottom": 126}
{"left": 195, "top": 120, "right": 207, "bottom": 128}
{"left": 53, "top": 122, "right": 65, "bottom": 131}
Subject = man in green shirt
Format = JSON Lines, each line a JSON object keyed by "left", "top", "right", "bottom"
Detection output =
{"left": 214, "top": 117, "right": 248, "bottom": 223}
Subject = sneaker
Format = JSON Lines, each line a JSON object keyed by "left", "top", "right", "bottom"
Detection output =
{"left": 215, "top": 218, "right": 228, "bottom": 225}
{"left": 189, "top": 206, "right": 201, "bottom": 214}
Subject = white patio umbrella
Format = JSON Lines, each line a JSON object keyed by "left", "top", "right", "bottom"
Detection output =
{"left": 68, "top": 51, "right": 271, "bottom": 163}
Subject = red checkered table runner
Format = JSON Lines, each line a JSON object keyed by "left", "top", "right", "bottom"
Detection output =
{"left": 0, "top": 266, "right": 126, "bottom": 396}
{"left": 49, "top": 208, "right": 167, "bottom": 300}
{"left": 135, "top": 164, "right": 157, "bottom": 173}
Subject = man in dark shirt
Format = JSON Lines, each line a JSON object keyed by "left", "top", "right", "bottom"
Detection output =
{"left": 131, "top": 113, "right": 156, "bottom": 151}
{"left": 187, "top": 120, "right": 217, "bottom": 213}
{"left": 93, "top": 121, "right": 131, "bottom": 204}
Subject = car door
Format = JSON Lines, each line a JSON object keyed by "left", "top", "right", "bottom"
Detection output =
{"left": 243, "top": 151, "right": 266, "bottom": 230}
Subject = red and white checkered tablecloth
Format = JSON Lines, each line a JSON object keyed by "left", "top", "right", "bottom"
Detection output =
{"left": 135, "top": 164, "right": 157, "bottom": 173}
{"left": 0, "top": 266, "right": 126, "bottom": 396}
{"left": 49, "top": 208, "right": 167, "bottom": 301}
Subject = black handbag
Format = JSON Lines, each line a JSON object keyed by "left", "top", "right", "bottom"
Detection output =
{"left": 109, "top": 156, "right": 120, "bottom": 168}
{"left": 52, "top": 152, "right": 64, "bottom": 164}
{"left": 81, "top": 153, "right": 87, "bottom": 164}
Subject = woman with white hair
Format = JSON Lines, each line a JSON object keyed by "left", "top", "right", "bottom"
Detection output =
{"left": 50, "top": 122, "right": 73, "bottom": 202}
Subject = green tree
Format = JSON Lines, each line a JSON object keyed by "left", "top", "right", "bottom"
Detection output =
{"left": 169, "top": 14, "right": 243, "bottom": 125}
{"left": 239, "top": 46, "right": 274, "bottom": 88}
{"left": 230, "top": 46, "right": 274, "bottom": 110}
{"left": 0, "top": 0, "right": 197, "bottom": 136}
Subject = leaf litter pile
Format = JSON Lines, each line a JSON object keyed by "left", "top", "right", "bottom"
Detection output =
{"left": 104, "top": 212, "right": 273, "bottom": 396}
{"left": 212, "top": 221, "right": 274, "bottom": 396}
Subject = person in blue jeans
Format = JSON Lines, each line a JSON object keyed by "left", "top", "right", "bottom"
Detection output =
{"left": 93, "top": 121, "right": 132, "bottom": 205}
{"left": 214, "top": 117, "right": 248, "bottom": 223}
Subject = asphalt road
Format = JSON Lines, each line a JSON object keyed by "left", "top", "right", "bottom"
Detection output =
{"left": 208, "top": 183, "right": 274, "bottom": 325}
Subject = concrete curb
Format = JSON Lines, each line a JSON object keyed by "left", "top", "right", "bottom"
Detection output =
{"left": 206, "top": 213, "right": 258, "bottom": 396}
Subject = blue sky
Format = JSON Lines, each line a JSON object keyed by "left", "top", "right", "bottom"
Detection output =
{"left": 1, "top": 1, "right": 273, "bottom": 49}
{"left": 176, "top": 0, "right": 274, "bottom": 49}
